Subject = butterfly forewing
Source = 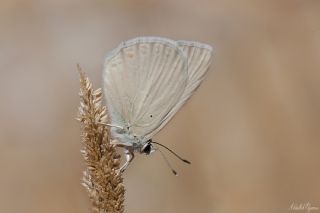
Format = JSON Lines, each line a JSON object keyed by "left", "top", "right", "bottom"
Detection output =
{"left": 103, "top": 37, "right": 188, "bottom": 139}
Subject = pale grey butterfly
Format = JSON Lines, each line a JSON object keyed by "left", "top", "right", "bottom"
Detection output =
{"left": 103, "top": 37, "right": 213, "bottom": 175}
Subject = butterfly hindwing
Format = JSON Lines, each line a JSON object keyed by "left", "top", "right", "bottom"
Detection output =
{"left": 147, "top": 40, "right": 213, "bottom": 138}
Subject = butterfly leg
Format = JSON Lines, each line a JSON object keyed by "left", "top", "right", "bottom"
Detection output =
{"left": 120, "top": 148, "right": 134, "bottom": 173}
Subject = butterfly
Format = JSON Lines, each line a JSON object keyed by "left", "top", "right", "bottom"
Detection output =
{"left": 103, "top": 37, "right": 213, "bottom": 175}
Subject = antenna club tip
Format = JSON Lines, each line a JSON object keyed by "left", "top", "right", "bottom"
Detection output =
{"left": 172, "top": 170, "right": 178, "bottom": 176}
{"left": 183, "top": 159, "right": 191, "bottom": 164}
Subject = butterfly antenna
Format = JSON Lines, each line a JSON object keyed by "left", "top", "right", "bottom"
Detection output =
{"left": 151, "top": 141, "right": 191, "bottom": 164}
{"left": 156, "top": 147, "right": 178, "bottom": 176}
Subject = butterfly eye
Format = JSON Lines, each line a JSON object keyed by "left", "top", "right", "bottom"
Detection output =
{"left": 150, "top": 115, "right": 153, "bottom": 118}
{"left": 142, "top": 144, "right": 152, "bottom": 155}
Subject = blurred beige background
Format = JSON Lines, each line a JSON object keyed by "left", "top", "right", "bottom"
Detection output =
{"left": 1, "top": 0, "right": 320, "bottom": 212}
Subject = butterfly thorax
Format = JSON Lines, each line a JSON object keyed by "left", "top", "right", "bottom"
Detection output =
{"left": 110, "top": 126, "right": 149, "bottom": 153}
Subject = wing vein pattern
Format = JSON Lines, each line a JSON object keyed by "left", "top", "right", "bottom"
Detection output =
{"left": 103, "top": 37, "right": 213, "bottom": 143}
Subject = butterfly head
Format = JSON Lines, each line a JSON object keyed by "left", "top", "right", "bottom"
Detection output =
{"left": 140, "top": 139, "right": 155, "bottom": 155}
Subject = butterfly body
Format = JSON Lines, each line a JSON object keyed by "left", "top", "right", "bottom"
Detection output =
{"left": 110, "top": 125, "right": 148, "bottom": 151}
{"left": 103, "top": 36, "right": 213, "bottom": 173}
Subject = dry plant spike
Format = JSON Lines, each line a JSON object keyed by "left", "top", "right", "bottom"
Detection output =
{"left": 77, "top": 65, "right": 125, "bottom": 213}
